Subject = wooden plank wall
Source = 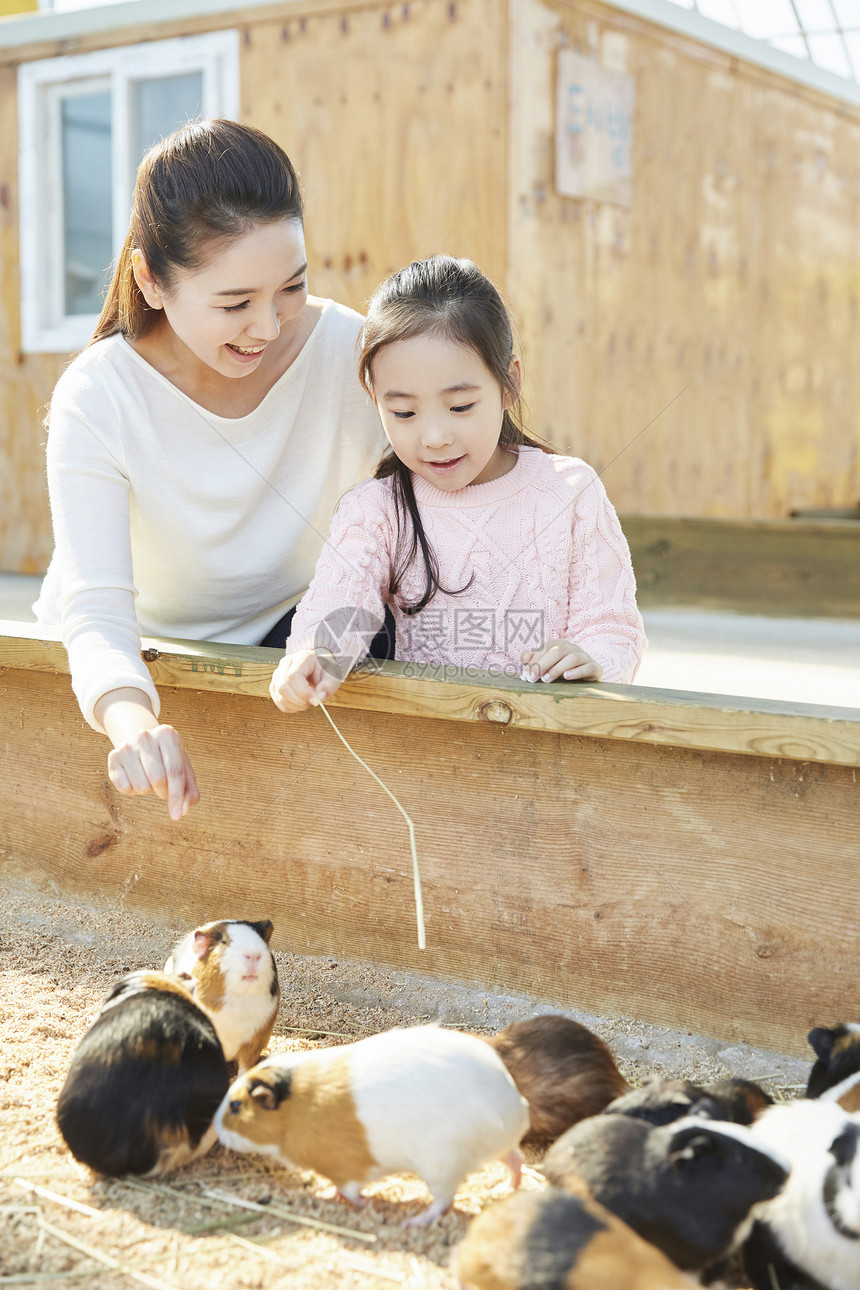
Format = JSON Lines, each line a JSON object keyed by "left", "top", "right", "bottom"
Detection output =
{"left": 507, "top": 0, "right": 860, "bottom": 521}
{"left": 624, "top": 515, "right": 860, "bottom": 616}
{"left": 3, "top": 0, "right": 860, "bottom": 574}
{"left": 2, "top": 660, "right": 858, "bottom": 1057}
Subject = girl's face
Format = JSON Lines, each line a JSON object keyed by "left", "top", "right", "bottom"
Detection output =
{"left": 133, "top": 218, "right": 308, "bottom": 379}
{"left": 371, "top": 333, "right": 520, "bottom": 490}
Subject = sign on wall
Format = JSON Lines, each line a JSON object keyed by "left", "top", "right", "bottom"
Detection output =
{"left": 556, "top": 49, "right": 635, "bottom": 207}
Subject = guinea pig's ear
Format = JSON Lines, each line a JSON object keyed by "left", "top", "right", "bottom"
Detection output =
{"left": 808, "top": 1027, "right": 837, "bottom": 1061}
{"left": 689, "top": 1097, "right": 723, "bottom": 1121}
{"left": 667, "top": 1124, "right": 716, "bottom": 1166}
{"left": 249, "top": 1070, "right": 292, "bottom": 1111}
{"left": 829, "top": 1124, "right": 859, "bottom": 1168}
{"left": 193, "top": 929, "right": 223, "bottom": 960}
{"left": 250, "top": 920, "right": 274, "bottom": 945}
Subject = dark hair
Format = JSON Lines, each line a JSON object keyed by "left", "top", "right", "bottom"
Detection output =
{"left": 90, "top": 119, "right": 303, "bottom": 345}
{"left": 359, "top": 255, "right": 551, "bottom": 614}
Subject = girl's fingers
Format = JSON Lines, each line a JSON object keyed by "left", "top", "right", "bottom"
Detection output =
{"left": 538, "top": 656, "right": 579, "bottom": 683}
{"left": 529, "top": 645, "right": 564, "bottom": 679}
{"left": 562, "top": 661, "right": 603, "bottom": 682}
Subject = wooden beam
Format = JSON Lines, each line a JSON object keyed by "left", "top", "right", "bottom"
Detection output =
{"left": 624, "top": 516, "right": 860, "bottom": 617}
{"left": 1, "top": 661, "right": 857, "bottom": 1056}
{"left": 2, "top": 622, "right": 859, "bottom": 768}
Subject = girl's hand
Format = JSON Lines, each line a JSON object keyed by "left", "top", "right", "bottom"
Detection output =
{"left": 107, "top": 725, "right": 200, "bottom": 820}
{"left": 269, "top": 649, "right": 341, "bottom": 713}
{"left": 521, "top": 639, "right": 603, "bottom": 683}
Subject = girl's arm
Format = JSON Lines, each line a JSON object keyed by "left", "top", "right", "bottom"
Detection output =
{"left": 562, "top": 466, "right": 646, "bottom": 684}
{"left": 270, "top": 483, "right": 393, "bottom": 713}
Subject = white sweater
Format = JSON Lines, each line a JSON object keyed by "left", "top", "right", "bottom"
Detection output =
{"left": 35, "top": 298, "right": 386, "bottom": 730}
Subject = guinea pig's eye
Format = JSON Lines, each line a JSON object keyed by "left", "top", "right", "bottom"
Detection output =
{"left": 229, "top": 1100, "right": 242, "bottom": 1114}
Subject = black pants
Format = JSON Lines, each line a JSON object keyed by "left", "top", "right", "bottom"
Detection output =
{"left": 259, "top": 603, "right": 397, "bottom": 661}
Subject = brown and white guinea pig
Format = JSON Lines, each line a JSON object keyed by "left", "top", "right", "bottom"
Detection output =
{"left": 807, "top": 1023, "right": 860, "bottom": 1113}
{"left": 164, "top": 919, "right": 279, "bottom": 1072}
{"left": 215, "top": 1024, "right": 530, "bottom": 1226}
{"left": 485, "top": 1015, "right": 630, "bottom": 1148}
{"left": 742, "top": 1099, "right": 860, "bottom": 1290}
{"left": 542, "top": 1112, "right": 789, "bottom": 1274}
{"left": 604, "top": 1076, "right": 773, "bottom": 1128}
{"left": 56, "top": 971, "right": 230, "bottom": 1177}
{"left": 454, "top": 1186, "right": 700, "bottom": 1290}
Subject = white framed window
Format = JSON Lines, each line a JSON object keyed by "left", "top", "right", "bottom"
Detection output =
{"left": 18, "top": 30, "right": 240, "bottom": 353}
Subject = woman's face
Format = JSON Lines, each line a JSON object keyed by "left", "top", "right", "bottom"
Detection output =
{"left": 134, "top": 218, "right": 308, "bottom": 379}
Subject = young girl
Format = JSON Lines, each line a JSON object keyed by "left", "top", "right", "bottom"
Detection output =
{"left": 35, "top": 119, "right": 387, "bottom": 819}
{"left": 269, "top": 255, "right": 645, "bottom": 712}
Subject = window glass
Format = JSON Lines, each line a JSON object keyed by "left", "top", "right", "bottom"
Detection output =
{"left": 61, "top": 89, "right": 112, "bottom": 317}
{"left": 132, "top": 71, "right": 204, "bottom": 164}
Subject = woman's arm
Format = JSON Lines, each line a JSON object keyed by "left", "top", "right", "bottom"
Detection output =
{"left": 95, "top": 688, "right": 199, "bottom": 820}
{"left": 44, "top": 364, "right": 199, "bottom": 817}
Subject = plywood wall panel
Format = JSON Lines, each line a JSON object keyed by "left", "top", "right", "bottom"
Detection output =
{"left": 749, "top": 83, "right": 860, "bottom": 518}
{"left": 241, "top": 0, "right": 508, "bottom": 314}
{"left": 507, "top": 0, "right": 860, "bottom": 519}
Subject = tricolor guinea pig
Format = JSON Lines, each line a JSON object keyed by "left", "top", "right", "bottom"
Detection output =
{"left": 542, "top": 1112, "right": 789, "bottom": 1274}
{"left": 215, "top": 1025, "right": 530, "bottom": 1226}
{"left": 807, "top": 1023, "right": 860, "bottom": 1113}
{"left": 742, "top": 1099, "right": 860, "bottom": 1290}
{"left": 604, "top": 1076, "right": 772, "bottom": 1128}
{"left": 454, "top": 1187, "right": 699, "bottom": 1290}
{"left": 56, "top": 972, "right": 229, "bottom": 1177}
{"left": 164, "top": 919, "right": 279, "bottom": 1072}
{"left": 486, "top": 1015, "right": 630, "bottom": 1148}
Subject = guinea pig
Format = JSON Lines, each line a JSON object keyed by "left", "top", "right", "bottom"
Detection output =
{"left": 485, "top": 1015, "right": 630, "bottom": 1148}
{"left": 701, "top": 1078, "right": 774, "bottom": 1125}
{"left": 164, "top": 918, "right": 279, "bottom": 1072}
{"left": 542, "top": 1112, "right": 789, "bottom": 1273}
{"left": 215, "top": 1024, "right": 529, "bottom": 1226}
{"left": 603, "top": 1078, "right": 723, "bottom": 1127}
{"left": 807, "top": 1023, "right": 860, "bottom": 1113}
{"left": 454, "top": 1186, "right": 699, "bottom": 1290}
{"left": 742, "top": 1099, "right": 860, "bottom": 1290}
{"left": 604, "top": 1076, "right": 772, "bottom": 1128}
{"left": 56, "top": 971, "right": 229, "bottom": 1177}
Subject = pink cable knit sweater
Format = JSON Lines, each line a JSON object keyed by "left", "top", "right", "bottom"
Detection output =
{"left": 287, "top": 446, "right": 646, "bottom": 682}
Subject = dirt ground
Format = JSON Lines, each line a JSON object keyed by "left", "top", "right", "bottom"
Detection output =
{"left": 0, "top": 883, "right": 810, "bottom": 1289}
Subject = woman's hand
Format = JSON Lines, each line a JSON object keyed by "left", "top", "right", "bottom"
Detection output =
{"left": 94, "top": 688, "right": 200, "bottom": 821}
{"left": 521, "top": 639, "right": 603, "bottom": 683}
{"left": 269, "top": 649, "right": 341, "bottom": 713}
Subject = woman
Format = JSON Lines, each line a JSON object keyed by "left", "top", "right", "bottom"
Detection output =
{"left": 35, "top": 119, "right": 386, "bottom": 820}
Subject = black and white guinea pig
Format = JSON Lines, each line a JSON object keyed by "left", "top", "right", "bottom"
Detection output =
{"left": 604, "top": 1076, "right": 772, "bottom": 1128}
{"left": 56, "top": 971, "right": 229, "bottom": 1177}
{"left": 807, "top": 1023, "right": 860, "bottom": 1113}
{"left": 164, "top": 918, "right": 279, "bottom": 1072}
{"left": 603, "top": 1078, "right": 722, "bottom": 1127}
{"left": 542, "top": 1111, "right": 789, "bottom": 1273}
{"left": 216, "top": 1024, "right": 529, "bottom": 1226}
{"left": 742, "top": 1099, "right": 860, "bottom": 1290}
{"left": 454, "top": 1186, "right": 699, "bottom": 1290}
{"left": 485, "top": 1015, "right": 630, "bottom": 1148}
